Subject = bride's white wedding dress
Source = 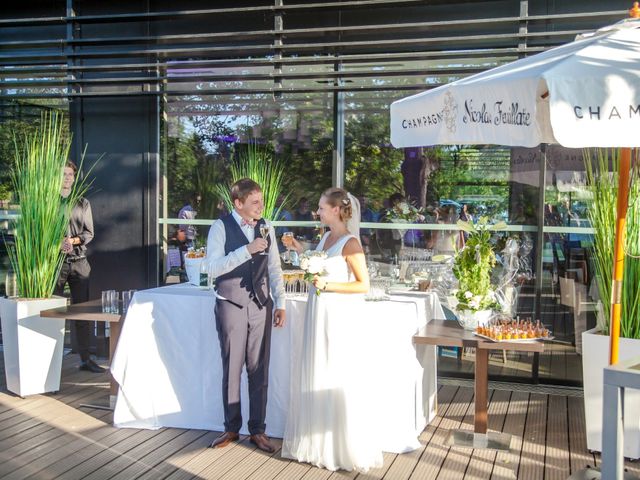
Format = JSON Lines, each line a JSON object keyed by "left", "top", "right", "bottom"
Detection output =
{"left": 282, "top": 232, "right": 384, "bottom": 472}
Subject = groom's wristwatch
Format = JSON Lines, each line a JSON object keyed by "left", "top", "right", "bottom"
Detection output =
{"left": 323, "top": 282, "right": 328, "bottom": 291}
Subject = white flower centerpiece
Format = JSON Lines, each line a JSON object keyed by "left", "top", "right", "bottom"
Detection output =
{"left": 451, "top": 217, "right": 506, "bottom": 330}
{"left": 299, "top": 250, "right": 328, "bottom": 295}
{"left": 385, "top": 201, "right": 425, "bottom": 248}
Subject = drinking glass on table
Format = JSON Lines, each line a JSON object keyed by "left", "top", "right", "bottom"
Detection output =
{"left": 282, "top": 231, "right": 294, "bottom": 263}
{"left": 259, "top": 224, "right": 270, "bottom": 255}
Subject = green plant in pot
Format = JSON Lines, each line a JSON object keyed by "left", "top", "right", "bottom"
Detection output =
{"left": 451, "top": 217, "right": 505, "bottom": 330}
{"left": 0, "top": 111, "right": 91, "bottom": 396}
{"left": 582, "top": 147, "right": 640, "bottom": 457}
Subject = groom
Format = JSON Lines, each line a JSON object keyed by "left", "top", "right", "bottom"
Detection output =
{"left": 205, "top": 178, "right": 286, "bottom": 453}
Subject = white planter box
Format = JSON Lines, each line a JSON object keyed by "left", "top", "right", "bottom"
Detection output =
{"left": 582, "top": 328, "right": 640, "bottom": 458}
{"left": 0, "top": 296, "right": 67, "bottom": 397}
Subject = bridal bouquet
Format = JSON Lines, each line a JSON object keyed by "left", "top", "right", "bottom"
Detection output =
{"left": 299, "top": 250, "right": 328, "bottom": 295}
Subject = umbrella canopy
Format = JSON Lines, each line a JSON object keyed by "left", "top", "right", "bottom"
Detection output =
{"left": 390, "top": 19, "right": 640, "bottom": 149}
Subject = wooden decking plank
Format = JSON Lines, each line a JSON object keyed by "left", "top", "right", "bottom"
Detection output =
{"left": 216, "top": 438, "right": 283, "bottom": 480}
{"left": 0, "top": 386, "right": 108, "bottom": 443}
{"left": 567, "top": 396, "right": 596, "bottom": 475}
{"left": 544, "top": 395, "right": 570, "bottom": 479}
{"left": 181, "top": 436, "right": 264, "bottom": 480}
{"left": 490, "top": 391, "right": 528, "bottom": 480}
{"left": 271, "top": 460, "right": 313, "bottom": 480}
{"left": 135, "top": 431, "right": 220, "bottom": 480}
{"left": 162, "top": 435, "right": 252, "bottom": 480}
{"left": 240, "top": 450, "right": 292, "bottom": 480}
{"left": 81, "top": 427, "right": 189, "bottom": 480}
{"left": 2, "top": 409, "right": 113, "bottom": 480}
{"left": 107, "top": 429, "right": 207, "bottom": 480}
{"left": 437, "top": 385, "right": 478, "bottom": 480}
{"left": 0, "top": 389, "right": 112, "bottom": 472}
{"left": 21, "top": 426, "right": 140, "bottom": 480}
{"left": 464, "top": 388, "right": 511, "bottom": 479}
{"left": 411, "top": 386, "right": 474, "bottom": 479}
{"left": 374, "top": 385, "right": 458, "bottom": 480}
{"left": 51, "top": 428, "right": 166, "bottom": 479}
{"left": 299, "top": 464, "right": 334, "bottom": 480}
{"left": 353, "top": 451, "right": 395, "bottom": 480}
{"left": 517, "top": 393, "right": 548, "bottom": 480}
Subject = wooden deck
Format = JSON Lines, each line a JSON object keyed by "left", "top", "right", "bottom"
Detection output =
{"left": 0, "top": 354, "right": 637, "bottom": 480}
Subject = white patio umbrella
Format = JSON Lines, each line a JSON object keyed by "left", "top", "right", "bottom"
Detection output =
{"left": 391, "top": 15, "right": 640, "bottom": 367}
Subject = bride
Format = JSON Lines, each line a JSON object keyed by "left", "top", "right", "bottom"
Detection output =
{"left": 281, "top": 187, "right": 384, "bottom": 472}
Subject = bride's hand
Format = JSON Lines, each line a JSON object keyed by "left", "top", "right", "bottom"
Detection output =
{"left": 312, "top": 276, "right": 328, "bottom": 291}
{"left": 282, "top": 234, "right": 303, "bottom": 253}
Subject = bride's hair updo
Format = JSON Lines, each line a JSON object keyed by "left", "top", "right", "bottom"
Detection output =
{"left": 322, "top": 187, "right": 352, "bottom": 223}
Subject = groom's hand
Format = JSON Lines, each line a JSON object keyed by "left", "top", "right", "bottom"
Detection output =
{"left": 247, "top": 238, "right": 268, "bottom": 255}
{"left": 273, "top": 309, "right": 286, "bottom": 328}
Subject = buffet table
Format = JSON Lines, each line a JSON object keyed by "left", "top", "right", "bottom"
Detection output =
{"left": 111, "top": 284, "right": 444, "bottom": 453}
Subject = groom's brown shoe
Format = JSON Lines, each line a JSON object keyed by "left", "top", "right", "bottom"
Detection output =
{"left": 209, "top": 431, "right": 239, "bottom": 448}
{"left": 249, "top": 433, "right": 276, "bottom": 453}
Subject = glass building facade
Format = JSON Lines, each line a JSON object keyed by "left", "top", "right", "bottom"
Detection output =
{"left": 1, "top": 0, "right": 632, "bottom": 386}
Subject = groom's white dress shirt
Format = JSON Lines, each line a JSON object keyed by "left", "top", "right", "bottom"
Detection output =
{"left": 205, "top": 210, "right": 285, "bottom": 309}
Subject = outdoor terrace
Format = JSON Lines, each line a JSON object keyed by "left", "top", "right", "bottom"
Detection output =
{"left": 1, "top": 354, "right": 638, "bottom": 479}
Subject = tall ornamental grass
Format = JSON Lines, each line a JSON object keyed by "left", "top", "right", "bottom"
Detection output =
{"left": 584, "top": 148, "right": 617, "bottom": 334}
{"left": 214, "top": 143, "right": 288, "bottom": 221}
{"left": 7, "top": 112, "right": 90, "bottom": 299}
{"left": 622, "top": 158, "right": 640, "bottom": 339}
{"left": 585, "top": 148, "right": 640, "bottom": 338}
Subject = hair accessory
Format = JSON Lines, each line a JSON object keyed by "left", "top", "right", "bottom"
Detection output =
{"left": 342, "top": 198, "right": 350, "bottom": 206}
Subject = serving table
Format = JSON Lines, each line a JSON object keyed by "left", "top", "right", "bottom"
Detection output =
{"left": 41, "top": 299, "right": 123, "bottom": 408}
{"left": 413, "top": 319, "right": 545, "bottom": 449}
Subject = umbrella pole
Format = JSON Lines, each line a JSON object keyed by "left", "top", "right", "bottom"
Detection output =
{"left": 609, "top": 147, "right": 632, "bottom": 365}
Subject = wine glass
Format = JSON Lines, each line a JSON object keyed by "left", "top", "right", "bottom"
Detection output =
{"left": 259, "top": 224, "right": 270, "bottom": 255}
{"left": 282, "top": 231, "right": 294, "bottom": 263}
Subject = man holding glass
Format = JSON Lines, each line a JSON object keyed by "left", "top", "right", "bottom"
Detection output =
{"left": 204, "top": 178, "right": 285, "bottom": 453}
{"left": 55, "top": 161, "right": 104, "bottom": 373}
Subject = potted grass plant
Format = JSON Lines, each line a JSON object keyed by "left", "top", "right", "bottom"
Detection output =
{"left": 0, "top": 111, "right": 91, "bottom": 397}
{"left": 582, "top": 147, "right": 640, "bottom": 457}
{"left": 214, "top": 143, "right": 288, "bottom": 221}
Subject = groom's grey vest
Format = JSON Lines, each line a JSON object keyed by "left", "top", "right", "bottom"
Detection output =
{"left": 216, "top": 214, "right": 271, "bottom": 307}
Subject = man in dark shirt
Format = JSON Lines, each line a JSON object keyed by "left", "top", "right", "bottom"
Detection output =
{"left": 55, "top": 161, "right": 104, "bottom": 373}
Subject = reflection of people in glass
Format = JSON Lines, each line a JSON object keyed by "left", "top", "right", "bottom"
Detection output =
{"left": 458, "top": 203, "right": 473, "bottom": 244}
{"left": 178, "top": 194, "right": 199, "bottom": 248}
{"left": 435, "top": 204, "right": 460, "bottom": 254}
{"left": 293, "top": 197, "right": 314, "bottom": 240}
{"left": 55, "top": 161, "right": 104, "bottom": 374}
{"left": 358, "top": 195, "right": 377, "bottom": 253}
{"left": 378, "top": 193, "right": 404, "bottom": 256}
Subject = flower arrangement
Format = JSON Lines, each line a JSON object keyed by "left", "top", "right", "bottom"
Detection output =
{"left": 452, "top": 217, "right": 506, "bottom": 312}
{"left": 385, "top": 201, "right": 424, "bottom": 223}
{"left": 299, "top": 250, "right": 328, "bottom": 295}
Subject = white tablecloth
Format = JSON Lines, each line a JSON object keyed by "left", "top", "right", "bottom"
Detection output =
{"left": 111, "top": 284, "right": 444, "bottom": 453}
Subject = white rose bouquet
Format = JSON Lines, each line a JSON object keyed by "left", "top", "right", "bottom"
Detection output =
{"left": 299, "top": 250, "right": 328, "bottom": 295}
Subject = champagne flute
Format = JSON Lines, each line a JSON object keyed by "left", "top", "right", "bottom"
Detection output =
{"left": 282, "top": 231, "right": 294, "bottom": 263}
{"left": 259, "top": 224, "right": 270, "bottom": 255}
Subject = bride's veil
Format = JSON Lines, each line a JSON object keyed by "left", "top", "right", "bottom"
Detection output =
{"left": 346, "top": 192, "right": 361, "bottom": 244}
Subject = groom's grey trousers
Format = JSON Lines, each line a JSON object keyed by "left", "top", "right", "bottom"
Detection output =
{"left": 215, "top": 297, "right": 273, "bottom": 435}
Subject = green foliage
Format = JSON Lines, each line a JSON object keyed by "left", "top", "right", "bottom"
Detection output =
{"left": 452, "top": 218, "right": 505, "bottom": 312}
{"left": 585, "top": 148, "right": 640, "bottom": 339}
{"left": 213, "top": 143, "right": 287, "bottom": 221}
{"left": 584, "top": 148, "right": 617, "bottom": 334}
{"left": 7, "top": 111, "right": 91, "bottom": 298}
{"left": 344, "top": 113, "right": 404, "bottom": 207}
{"left": 623, "top": 165, "right": 640, "bottom": 339}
